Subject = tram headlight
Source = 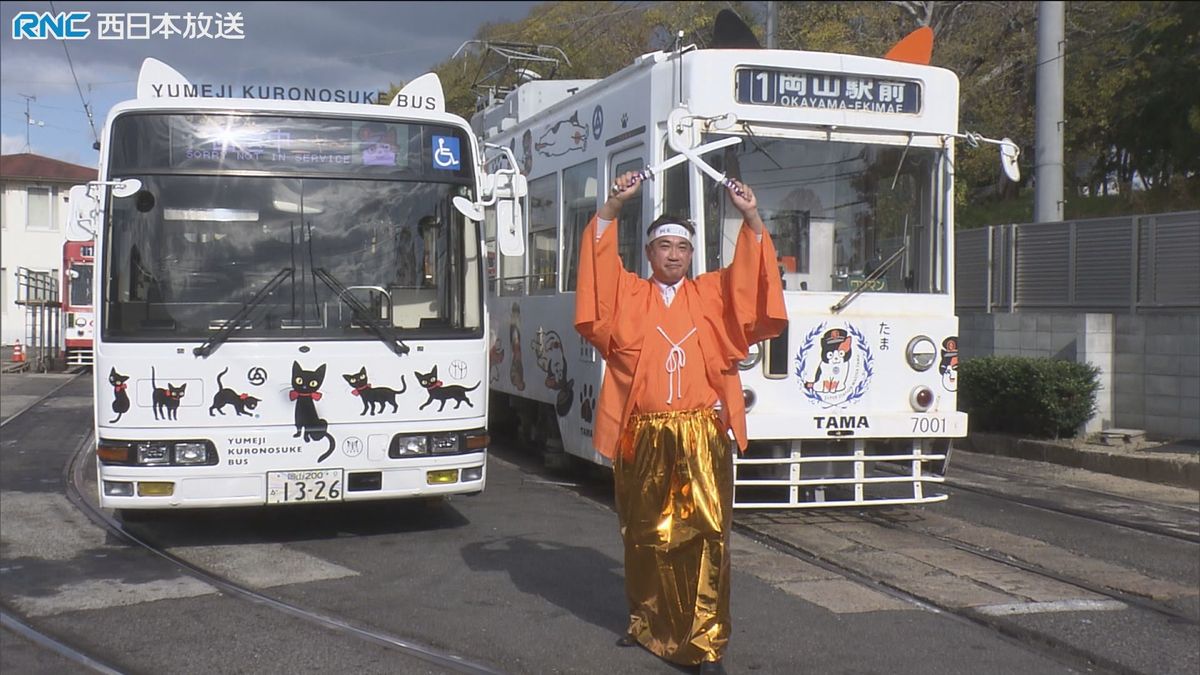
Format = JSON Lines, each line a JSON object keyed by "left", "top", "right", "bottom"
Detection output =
{"left": 389, "top": 434, "right": 429, "bottom": 457}
{"left": 738, "top": 343, "right": 763, "bottom": 371}
{"left": 742, "top": 388, "right": 757, "bottom": 412}
{"left": 905, "top": 336, "right": 937, "bottom": 372}
{"left": 910, "top": 385, "right": 935, "bottom": 412}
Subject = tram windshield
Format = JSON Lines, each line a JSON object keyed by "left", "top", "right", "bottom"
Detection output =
{"left": 69, "top": 264, "right": 93, "bottom": 306}
{"left": 702, "top": 135, "right": 945, "bottom": 294}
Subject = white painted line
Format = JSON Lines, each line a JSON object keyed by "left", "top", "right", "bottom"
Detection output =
{"left": 14, "top": 578, "right": 217, "bottom": 617}
{"left": 975, "top": 599, "right": 1127, "bottom": 616}
{"left": 169, "top": 543, "right": 358, "bottom": 588}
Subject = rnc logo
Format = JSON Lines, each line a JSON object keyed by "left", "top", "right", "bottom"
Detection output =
{"left": 12, "top": 11, "right": 91, "bottom": 39}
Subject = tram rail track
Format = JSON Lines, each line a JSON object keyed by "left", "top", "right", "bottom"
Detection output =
{"left": 730, "top": 458, "right": 1198, "bottom": 675}
{"left": 858, "top": 510, "right": 1199, "bottom": 626}
{"left": 733, "top": 522, "right": 1144, "bottom": 675}
{"left": 64, "top": 431, "right": 505, "bottom": 675}
{"left": 1, "top": 372, "right": 504, "bottom": 675}
{"left": 942, "top": 462, "right": 1200, "bottom": 545}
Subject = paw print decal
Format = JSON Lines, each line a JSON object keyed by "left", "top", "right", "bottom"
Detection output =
{"left": 580, "top": 384, "right": 595, "bottom": 424}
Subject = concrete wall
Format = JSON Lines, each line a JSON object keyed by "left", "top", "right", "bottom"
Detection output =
{"left": 958, "top": 311, "right": 1198, "bottom": 440}
{"left": 0, "top": 180, "right": 72, "bottom": 346}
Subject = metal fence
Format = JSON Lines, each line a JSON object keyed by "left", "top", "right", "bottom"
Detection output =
{"left": 13, "top": 267, "right": 61, "bottom": 372}
{"left": 956, "top": 211, "right": 1200, "bottom": 313}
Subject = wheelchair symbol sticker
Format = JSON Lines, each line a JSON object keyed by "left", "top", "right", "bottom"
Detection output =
{"left": 432, "top": 136, "right": 461, "bottom": 170}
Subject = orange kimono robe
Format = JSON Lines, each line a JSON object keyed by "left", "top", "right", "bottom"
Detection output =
{"left": 574, "top": 215, "right": 787, "bottom": 459}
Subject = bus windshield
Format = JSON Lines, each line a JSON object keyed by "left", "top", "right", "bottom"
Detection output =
{"left": 702, "top": 136, "right": 945, "bottom": 294}
{"left": 102, "top": 175, "right": 481, "bottom": 341}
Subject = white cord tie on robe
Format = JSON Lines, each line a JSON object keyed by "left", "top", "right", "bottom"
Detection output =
{"left": 657, "top": 326, "right": 697, "bottom": 405}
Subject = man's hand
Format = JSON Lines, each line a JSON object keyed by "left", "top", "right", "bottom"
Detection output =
{"left": 727, "top": 179, "right": 764, "bottom": 233}
{"left": 598, "top": 170, "right": 642, "bottom": 220}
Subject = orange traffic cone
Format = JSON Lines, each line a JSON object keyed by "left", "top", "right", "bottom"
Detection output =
{"left": 11, "top": 340, "right": 25, "bottom": 363}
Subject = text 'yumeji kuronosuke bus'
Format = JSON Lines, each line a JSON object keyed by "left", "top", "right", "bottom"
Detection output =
{"left": 66, "top": 59, "right": 525, "bottom": 510}
{"left": 473, "top": 29, "right": 1019, "bottom": 508}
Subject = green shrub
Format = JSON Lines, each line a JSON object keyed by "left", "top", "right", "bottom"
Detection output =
{"left": 958, "top": 356, "right": 1100, "bottom": 439}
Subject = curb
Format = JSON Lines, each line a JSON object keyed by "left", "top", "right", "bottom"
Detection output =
{"left": 958, "top": 431, "right": 1200, "bottom": 491}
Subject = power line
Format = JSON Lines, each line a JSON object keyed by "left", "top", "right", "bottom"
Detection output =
{"left": 48, "top": 1, "right": 100, "bottom": 145}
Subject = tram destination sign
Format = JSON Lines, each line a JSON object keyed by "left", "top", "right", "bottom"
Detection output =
{"left": 735, "top": 68, "right": 922, "bottom": 114}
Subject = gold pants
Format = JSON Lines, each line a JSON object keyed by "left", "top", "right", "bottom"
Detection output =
{"left": 614, "top": 408, "right": 732, "bottom": 665}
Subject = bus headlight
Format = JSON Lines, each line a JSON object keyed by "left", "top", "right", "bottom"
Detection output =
{"left": 905, "top": 336, "right": 937, "bottom": 371}
{"left": 738, "top": 343, "right": 763, "bottom": 371}
{"left": 136, "top": 443, "right": 172, "bottom": 465}
{"left": 430, "top": 432, "right": 460, "bottom": 454}
{"left": 389, "top": 434, "right": 429, "bottom": 457}
{"left": 173, "top": 442, "right": 209, "bottom": 465}
{"left": 131, "top": 440, "right": 215, "bottom": 466}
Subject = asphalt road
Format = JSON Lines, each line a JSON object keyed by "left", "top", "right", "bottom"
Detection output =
{"left": 3, "top": 374, "right": 1197, "bottom": 674}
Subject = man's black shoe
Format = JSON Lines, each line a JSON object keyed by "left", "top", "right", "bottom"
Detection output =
{"left": 698, "top": 660, "right": 727, "bottom": 675}
{"left": 615, "top": 635, "right": 637, "bottom": 647}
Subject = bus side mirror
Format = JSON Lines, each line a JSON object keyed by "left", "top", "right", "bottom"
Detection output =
{"left": 66, "top": 184, "right": 98, "bottom": 241}
{"left": 494, "top": 171, "right": 525, "bottom": 257}
{"left": 496, "top": 197, "right": 524, "bottom": 257}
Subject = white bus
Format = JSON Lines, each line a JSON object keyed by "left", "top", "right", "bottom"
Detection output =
{"left": 472, "top": 31, "right": 1017, "bottom": 508}
{"left": 68, "top": 59, "right": 523, "bottom": 510}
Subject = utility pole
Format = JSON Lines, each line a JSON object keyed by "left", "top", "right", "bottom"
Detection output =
{"left": 766, "top": 1, "right": 778, "bottom": 49}
{"left": 1034, "top": 1, "right": 1065, "bottom": 223}
{"left": 19, "top": 94, "right": 44, "bottom": 152}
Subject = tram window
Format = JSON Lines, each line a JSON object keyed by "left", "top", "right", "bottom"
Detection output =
{"left": 613, "top": 157, "right": 644, "bottom": 274}
{"left": 660, "top": 147, "right": 699, "bottom": 268}
{"left": 527, "top": 174, "right": 558, "bottom": 294}
{"left": 561, "top": 159, "right": 597, "bottom": 292}
{"left": 69, "top": 264, "right": 94, "bottom": 306}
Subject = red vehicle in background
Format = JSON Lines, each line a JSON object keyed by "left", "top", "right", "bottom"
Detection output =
{"left": 62, "top": 240, "right": 95, "bottom": 366}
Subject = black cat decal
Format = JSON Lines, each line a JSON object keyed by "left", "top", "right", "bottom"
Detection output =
{"left": 290, "top": 361, "right": 335, "bottom": 463}
{"left": 210, "top": 367, "right": 261, "bottom": 417}
{"left": 342, "top": 367, "right": 406, "bottom": 416}
{"left": 109, "top": 367, "right": 130, "bottom": 423}
{"left": 151, "top": 367, "right": 186, "bottom": 421}
{"left": 415, "top": 365, "right": 480, "bottom": 412}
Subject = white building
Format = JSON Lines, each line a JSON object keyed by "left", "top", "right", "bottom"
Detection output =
{"left": 0, "top": 153, "right": 97, "bottom": 346}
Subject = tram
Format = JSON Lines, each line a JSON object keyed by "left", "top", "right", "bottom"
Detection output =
{"left": 66, "top": 59, "right": 523, "bottom": 510}
{"left": 62, "top": 240, "right": 95, "bottom": 366}
{"left": 472, "top": 27, "right": 1018, "bottom": 508}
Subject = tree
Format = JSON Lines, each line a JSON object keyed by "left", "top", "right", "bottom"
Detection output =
{"left": 388, "top": 1, "right": 1196, "bottom": 214}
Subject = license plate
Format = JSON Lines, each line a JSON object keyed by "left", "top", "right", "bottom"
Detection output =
{"left": 266, "top": 469, "right": 343, "bottom": 504}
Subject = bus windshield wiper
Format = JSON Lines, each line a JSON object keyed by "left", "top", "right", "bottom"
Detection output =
{"left": 312, "top": 268, "right": 411, "bottom": 356}
{"left": 830, "top": 246, "right": 906, "bottom": 313}
{"left": 194, "top": 267, "right": 293, "bottom": 357}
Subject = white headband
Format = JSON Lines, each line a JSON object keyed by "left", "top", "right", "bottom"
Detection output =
{"left": 648, "top": 223, "right": 693, "bottom": 243}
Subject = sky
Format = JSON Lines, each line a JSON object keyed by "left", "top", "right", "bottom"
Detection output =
{"left": 1, "top": 1, "right": 541, "bottom": 166}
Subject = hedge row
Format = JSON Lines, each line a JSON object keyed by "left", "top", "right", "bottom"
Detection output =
{"left": 959, "top": 356, "right": 1100, "bottom": 439}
